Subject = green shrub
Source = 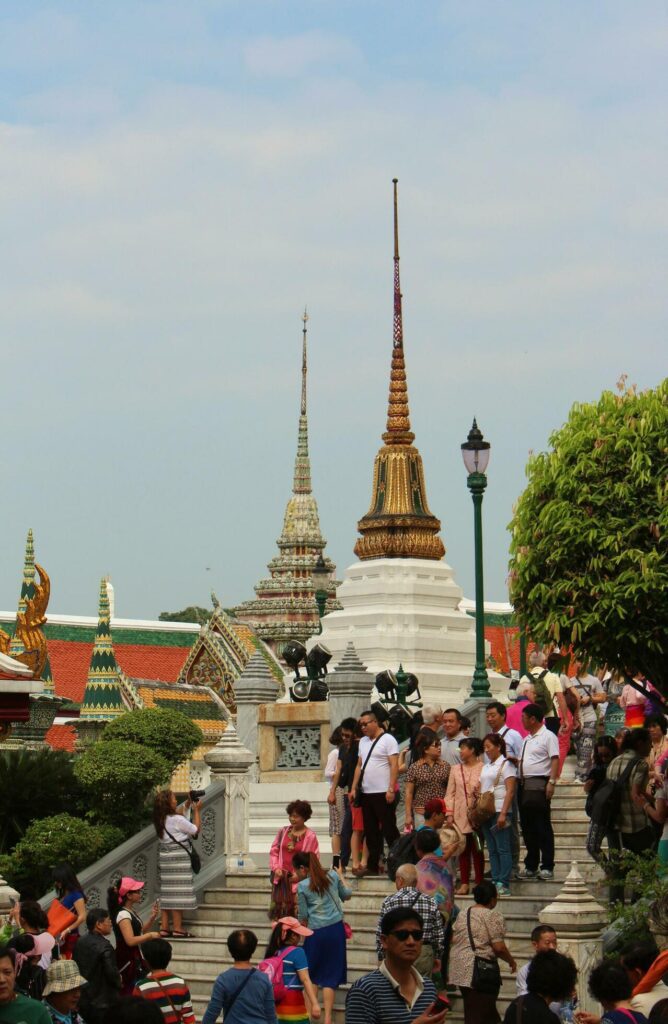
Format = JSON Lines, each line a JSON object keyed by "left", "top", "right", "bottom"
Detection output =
{"left": 6, "top": 814, "right": 123, "bottom": 894}
{"left": 74, "top": 740, "right": 170, "bottom": 832}
{"left": 102, "top": 708, "right": 203, "bottom": 773}
{"left": 0, "top": 748, "right": 86, "bottom": 853}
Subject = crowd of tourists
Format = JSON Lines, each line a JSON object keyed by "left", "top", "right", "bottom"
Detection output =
{"left": 2, "top": 653, "right": 668, "bottom": 1024}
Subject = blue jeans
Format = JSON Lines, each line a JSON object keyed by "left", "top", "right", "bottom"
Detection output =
{"left": 483, "top": 812, "right": 512, "bottom": 888}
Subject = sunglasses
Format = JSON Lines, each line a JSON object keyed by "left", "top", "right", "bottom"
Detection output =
{"left": 390, "top": 929, "right": 423, "bottom": 941}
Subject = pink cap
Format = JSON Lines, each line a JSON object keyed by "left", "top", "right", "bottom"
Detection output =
{"left": 118, "top": 877, "right": 145, "bottom": 898}
{"left": 275, "top": 916, "right": 313, "bottom": 938}
{"left": 32, "top": 933, "right": 56, "bottom": 956}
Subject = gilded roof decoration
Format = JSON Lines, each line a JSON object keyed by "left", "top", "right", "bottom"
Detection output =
{"left": 1, "top": 529, "right": 53, "bottom": 685}
{"left": 355, "top": 180, "right": 445, "bottom": 562}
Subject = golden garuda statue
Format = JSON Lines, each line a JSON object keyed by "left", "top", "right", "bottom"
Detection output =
{"left": 0, "top": 561, "right": 51, "bottom": 679}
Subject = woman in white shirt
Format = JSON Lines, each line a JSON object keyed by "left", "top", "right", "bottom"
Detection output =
{"left": 478, "top": 734, "right": 517, "bottom": 896}
{"left": 153, "top": 789, "right": 201, "bottom": 939}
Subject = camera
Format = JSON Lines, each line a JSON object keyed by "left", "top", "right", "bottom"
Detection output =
{"left": 189, "top": 789, "right": 205, "bottom": 802}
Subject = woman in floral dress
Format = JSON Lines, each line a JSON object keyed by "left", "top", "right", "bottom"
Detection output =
{"left": 404, "top": 730, "right": 450, "bottom": 830}
{"left": 269, "top": 800, "right": 320, "bottom": 920}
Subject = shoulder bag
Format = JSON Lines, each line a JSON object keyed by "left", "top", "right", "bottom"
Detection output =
{"left": 468, "top": 760, "right": 506, "bottom": 829}
{"left": 165, "top": 827, "right": 201, "bottom": 875}
{"left": 466, "top": 908, "right": 501, "bottom": 995}
{"left": 353, "top": 735, "right": 383, "bottom": 807}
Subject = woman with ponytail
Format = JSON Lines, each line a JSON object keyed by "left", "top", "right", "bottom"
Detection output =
{"left": 292, "top": 851, "right": 351, "bottom": 1024}
{"left": 107, "top": 878, "right": 160, "bottom": 995}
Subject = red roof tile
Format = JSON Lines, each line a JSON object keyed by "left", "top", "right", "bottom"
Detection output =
{"left": 47, "top": 639, "right": 191, "bottom": 705}
{"left": 45, "top": 723, "right": 77, "bottom": 751}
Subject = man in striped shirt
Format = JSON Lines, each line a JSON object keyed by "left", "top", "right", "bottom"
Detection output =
{"left": 374, "top": 864, "right": 444, "bottom": 977}
{"left": 346, "top": 907, "right": 448, "bottom": 1024}
{"left": 133, "top": 938, "right": 195, "bottom": 1024}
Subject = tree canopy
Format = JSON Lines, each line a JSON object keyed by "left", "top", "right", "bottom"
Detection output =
{"left": 159, "top": 606, "right": 212, "bottom": 624}
{"left": 102, "top": 707, "right": 203, "bottom": 773}
{"left": 74, "top": 739, "right": 171, "bottom": 831}
{"left": 508, "top": 378, "right": 668, "bottom": 690}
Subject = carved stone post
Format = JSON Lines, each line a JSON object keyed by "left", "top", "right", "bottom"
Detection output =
{"left": 235, "top": 650, "right": 280, "bottom": 782}
{"left": 538, "top": 861, "right": 607, "bottom": 1013}
{"left": 204, "top": 718, "right": 256, "bottom": 874}
{"left": 328, "top": 643, "right": 374, "bottom": 727}
{"left": 0, "top": 873, "right": 18, "bottom": 915}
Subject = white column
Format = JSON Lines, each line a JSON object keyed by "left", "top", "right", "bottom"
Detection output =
{"left": 204, "top": 719, "right": 256, "bottom": 874}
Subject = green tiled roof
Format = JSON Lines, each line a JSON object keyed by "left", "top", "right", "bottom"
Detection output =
{"left": 0, "top": 617, "right": 199, "bottom": 647}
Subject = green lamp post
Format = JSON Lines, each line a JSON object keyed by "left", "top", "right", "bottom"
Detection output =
{"left": 461, "top": 419, "right": 492, "bottom": 698}
{"left": 312, "top": 553, "right": 332, "bottom": 635}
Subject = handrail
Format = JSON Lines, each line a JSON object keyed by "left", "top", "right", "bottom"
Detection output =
{"left": 40, "top": 782, "right": 226, "bottom": 918}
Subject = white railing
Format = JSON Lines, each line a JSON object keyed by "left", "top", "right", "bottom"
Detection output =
{"left": 40, "top": 782, "right": 226, "bottom": 916}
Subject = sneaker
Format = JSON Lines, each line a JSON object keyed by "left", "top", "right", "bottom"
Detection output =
{"left": 516, "top": 869, "right": 538, "bottom": 881}
{"left": 538, "top": 869, "right": 554, "bottom": 879}
{"left": 496, "top": 885, "right": 512, "bottom": 896}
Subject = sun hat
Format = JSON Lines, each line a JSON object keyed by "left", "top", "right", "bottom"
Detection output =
{"left": 118, "top": 876, "right": 145, "bottom": 898}
{"left": 424, "top": 798, "right": 446, "bottom": 818}
{"left": 43, "top": 959, "right": 87, "bottom": 996}
{"left": 31, "top": 932, "right": 56, "bottom": 957}
{"left": 275, "top": 916, "right": 313, "bottom": 938}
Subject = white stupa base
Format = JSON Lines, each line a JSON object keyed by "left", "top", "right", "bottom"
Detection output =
{"left": 317, "top": 558, "right": 506, "bottom": 708}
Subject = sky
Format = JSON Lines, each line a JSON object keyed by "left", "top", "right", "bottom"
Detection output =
{"left": 1, "top": 1, "right": 666, "bottom": 620}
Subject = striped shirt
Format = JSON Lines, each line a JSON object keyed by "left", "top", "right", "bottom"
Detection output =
{"left": 346, "top": 967, "right": 437, "bottom": 1024}
{"left": 375, "top": 888, "right": 444, "bottom": 959}
{"left": 133, "top": 970, "right": 196, "bottom": 1024}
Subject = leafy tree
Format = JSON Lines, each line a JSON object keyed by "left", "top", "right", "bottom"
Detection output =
{"left": 102, "top": 708, "right": 203, "bottom": 773}
{"left": 0, "top": 748, "right": 86, "bottom": 853}
{"left": 3, "top": 814, "right": 123, "bottom": 894}
{"left": 159, "top": 606, "right": 211, "bottom": 624}
{"left": 74, "top": 740, "right": 171, "bottom": 832}
{"left": 509, "top": 378, "right": 668, "bottom": 689}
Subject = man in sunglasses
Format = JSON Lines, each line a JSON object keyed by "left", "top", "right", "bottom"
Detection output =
{"left": 345, "top": 907, "right": 449, "bottom": 1024}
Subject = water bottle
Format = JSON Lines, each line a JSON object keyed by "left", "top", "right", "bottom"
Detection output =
{"left": 559, "top": 998, "right": 576, "bottom": 1022}
{"left": 236, "top": 857, "right": 245, "bottom": 871}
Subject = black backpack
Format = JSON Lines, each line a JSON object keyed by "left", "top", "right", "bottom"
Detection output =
{"left": 589, "top": 756, "right": 640, "bottom": 831}
{"left": 387, "top": 831, "right": 418, "bottom": 881}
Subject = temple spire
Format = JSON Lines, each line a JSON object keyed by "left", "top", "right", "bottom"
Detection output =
{"left": 9, "top": 529, "right": 36, "bottom": 661}
{"left": 80, "top": 578, "right": 124, "bottom": 720}
{"left": 292, "top": 309, "right": 312, "bottom": 494}
{"left": 383, "top": 179, "right": 414, "bottom": 447}
{"left": 354, "top": 180, "right": 444, "bottom": 561}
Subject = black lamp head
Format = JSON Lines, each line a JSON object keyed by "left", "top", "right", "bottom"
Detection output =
{"left": 283, "top": 640, "right": 307, "bottom": 670}
{"left": 403, "top": 672, "right": 419, "bottom": 697}
{"left": 375, "top": 670, "right": 397, "bottom": 696}
{"left": 306, "top": 642, "right": 332, "bottom": 675}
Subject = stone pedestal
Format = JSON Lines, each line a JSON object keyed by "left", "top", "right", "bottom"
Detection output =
{"left": 12, "top": 693, "right": 65, "bottom": 747}
{"left": 204, "top": 719, "right": 256, "bottom": 874}
{"left": 538, "top": 861, "right": 607, "bottom": 1013}
{"left": 75, "top": 718, "right": 107, "bottom": 751}
{"left": 327, "top": 642, "right": 374, "bottom": 726}
{"left": 318, "top": 558, "right": 506, "bottom": 707}
{"left": 235, "top": 650, "right": 280, "bottom": 782}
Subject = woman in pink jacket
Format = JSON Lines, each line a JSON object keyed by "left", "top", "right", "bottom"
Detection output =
{"left": 269, "top": 799, "right": 320, "bottom": 920}
{"left": 444, "top": 738, "right": 484, "bottom": 895}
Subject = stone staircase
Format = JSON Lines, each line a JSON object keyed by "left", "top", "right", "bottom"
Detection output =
{"left": 170, "top": 775, "right": 603, "bottom": 1023}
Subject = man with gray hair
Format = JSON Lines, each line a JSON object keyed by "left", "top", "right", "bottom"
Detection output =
{"left": 374, "top": 863, "right": 444, "bottom": 976}
{"left": 520, "top": 650, "right": 568, "bottom": 736}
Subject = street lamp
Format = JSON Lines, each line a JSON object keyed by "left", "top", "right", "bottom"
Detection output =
{"left": 312, "top": 553, "right": 332, "bottom": 633}
{"left": 461, "top": 418, "right": 491, "bottom": 698}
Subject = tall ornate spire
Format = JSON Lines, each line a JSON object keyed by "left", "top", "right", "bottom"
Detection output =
{"left": 383, "top": 179, "right": 414, "bottom": 446}
{"left": 292, "top": 308, "right": 312, "bottom": 494}
{"left": 8, "top": 530, "right": 35, "bottom": 662}
{"left": 234, "top": 310, "right": 340, "bottom": 653}
{"left": 354, "top": 180, "right": 445, "bottom": 561}
{"left": 80, "top": 578, "right": 124, "bottom": 720}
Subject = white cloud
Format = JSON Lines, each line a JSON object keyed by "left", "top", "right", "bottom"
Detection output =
{"left": 243, "top": 30, "right": 360, "bottom": 77}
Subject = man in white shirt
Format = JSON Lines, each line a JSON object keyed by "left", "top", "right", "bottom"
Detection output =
{"left": 350, "top": 710, "right": 400, "bottom": 876}
{"left": 517, "top": 703, "right": 560, "bottom": 881}
{"left": 486, "top": 701, "right": 523, "bottom": 877}
{"left": 439, "top": 709, "right": 466, "bottom": 766}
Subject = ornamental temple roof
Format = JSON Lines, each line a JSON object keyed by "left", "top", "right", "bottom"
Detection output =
{"left": 234, "top": 311, "right": 341, "bottom": 654}
{"left": 354, "top": 180, "right": 445, "bottom": 562}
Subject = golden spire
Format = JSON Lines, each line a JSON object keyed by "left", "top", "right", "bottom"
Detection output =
{"left": 354, "top": 180, "right": 444, "bottom": 562}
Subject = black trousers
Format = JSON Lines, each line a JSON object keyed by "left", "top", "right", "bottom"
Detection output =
{"left": 519, "top": 783, "right": 554, "bottom": 872}
{"left": 607, "top": 826, "right": 656, "bottom": 905}
{"left": 340, "top": 797, "right": 352, "bottom": 867}
{"left": 360, "top": 792, "right": 399, "bottom": 871}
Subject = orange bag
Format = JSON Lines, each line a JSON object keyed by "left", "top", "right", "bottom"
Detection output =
{"left": 47, "top": 899, "right": 77, "bottom": 938}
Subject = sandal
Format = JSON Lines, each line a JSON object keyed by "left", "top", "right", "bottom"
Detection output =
{"left": 171, "top": 930, "right": 195, "bottom": 939}
{"left": 159, "top": 930, "right": 173, "bottom": 938}
{"left": 455, "top": 885, "right": 469, "bottom": 896}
